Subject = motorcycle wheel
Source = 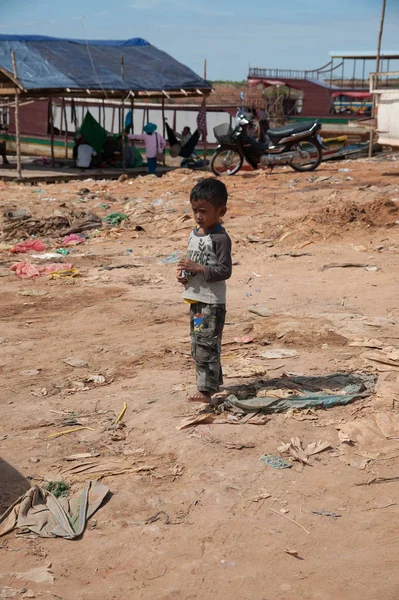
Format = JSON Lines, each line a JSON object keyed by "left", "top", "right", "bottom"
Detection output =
{"left": 211, "top": 148, "right": 243, "bottom": 176}
{"left": 289, "top": 140, "right": 322, "bottom": 172}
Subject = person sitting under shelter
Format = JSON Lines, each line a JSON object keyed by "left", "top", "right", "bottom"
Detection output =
{"left": 101, "top": 136, "right": 120, "bottom": 167}
{"left": 76, "top": 139, "right": 97, "bottom": 169}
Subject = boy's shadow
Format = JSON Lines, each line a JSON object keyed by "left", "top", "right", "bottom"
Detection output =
{"left": 0, "top": 458, "right": 30, "bottom": 515}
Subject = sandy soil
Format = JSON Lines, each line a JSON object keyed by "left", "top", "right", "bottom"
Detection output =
{"left": 1, "top": 157, "right": 399, "bottom": 600}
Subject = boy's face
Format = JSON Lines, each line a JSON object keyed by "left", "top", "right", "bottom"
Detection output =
{"left": 190, "top": 199, "right": 226, "bottom": 233}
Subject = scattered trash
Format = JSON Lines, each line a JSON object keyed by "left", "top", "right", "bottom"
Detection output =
{"left": 278, "top": 438, "right": 332, "bottom": 466}
{"left": 62, "top": 357, "right": 88, "bottom": 368}
{"left": 62, "top": 233, "right": 86, "bottom": 246}
{"left": 10, "top": 262, "right": 73, "bottom": 279}
{"left": 48, "top": 426, "right": 95, "bottom": 439}
{"left": 56, "top": 248, "right": 71, "bottom": 255}
{"left": 0, "top": 481, "right": 109, "bottom": 539}
{"left": 158, "top": 251, "right": 184, "bottom": 265}
{"left": 338, "top": 168, "right": 351, "bottom": 173}
{"left": 311, "top": 509, "right": 341, "bottom": 520}
{"left": 261, "top": 348, "right": 297, "bottom": 359}
{"left": 49, "top": 267, "right": 80, "bottom": 279}
{"left": 365, "top": 265, "right": 379, "bottom": 271}
{"left": 248, "top": 305, "right": 272, "bottom": 317}
{"left": 10, "top": 239, "right": 46, "bottom": 254}
{"left": 259, "top": 455, "right": 292, "bottom": 469}
{"left": 104, "top": 212, "right": 129, "bottom": 226}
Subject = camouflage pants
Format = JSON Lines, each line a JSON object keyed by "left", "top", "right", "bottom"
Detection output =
{"left": 190, "top": 302, "right": 226, "bottom": 394}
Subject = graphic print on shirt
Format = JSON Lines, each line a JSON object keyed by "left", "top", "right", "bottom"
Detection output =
{"left": 188, "top": 238, "right": 210, "bottom": 268}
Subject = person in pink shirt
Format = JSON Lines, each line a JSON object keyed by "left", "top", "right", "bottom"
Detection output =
{"left": 128, "top": 122, "right": 166, "bottom": 175}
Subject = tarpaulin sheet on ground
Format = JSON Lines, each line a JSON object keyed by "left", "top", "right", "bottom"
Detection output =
{"left": 0, "top": 35, "right": 212, "bottom": 93}
{"left": 0, "top": 480, "right": 109, "bottom": 540}
{"left": 224, "top": 373, "right": 376, "bottom": 414}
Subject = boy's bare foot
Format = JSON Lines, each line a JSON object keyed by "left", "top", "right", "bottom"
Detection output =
{"left": 188, "top": 391, "right": 212, "bottom": 403}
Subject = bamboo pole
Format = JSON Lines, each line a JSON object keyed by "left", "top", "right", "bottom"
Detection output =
{"left": 369, "top": 0, "right": 387, "bottom": 158}
{"left": 130, "top": 96, "right": 134, "bottom": 133}
{"left": 121, "top": 99, "right": 126, "bottom": 170}
{"left": 162, "top": 96, "right": 166, "bottom": 166}
{"left": 203, "top": 59, "right": 207, "bottom": 169}
{"left": 63, "top": 98, "right": 68, "bottom": 159}
{"left": 49, "top": 96, "right": 55, "bottom": 167}
{"left": 11, "top": 51, "right": 21, "bottom": 178}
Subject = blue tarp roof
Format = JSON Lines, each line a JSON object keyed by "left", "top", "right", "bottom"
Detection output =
{"left": 0, "top": 35, "right": 211, "bottom": 94}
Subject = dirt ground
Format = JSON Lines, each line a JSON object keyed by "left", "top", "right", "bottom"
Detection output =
{"left": 1, "top": 156, "right": 399, "bottom": 600}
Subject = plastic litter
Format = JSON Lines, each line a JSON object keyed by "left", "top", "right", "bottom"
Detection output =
{"left": 10, "top": 239, "right": 46, "bottom": 254}
{"left": 10, "top": 262, "right": 71, "bottom": 279}
{"left": 62, "top": 233, "right": 86, "bottom": 246}
{"left": 259, "top": 455, "right": 292, "bottom": 469}
{"left": 158, "top": 250, "right": 184, "bottom": 264}
{"left": 104, "top": 212, "right": 129, "bottom": 226}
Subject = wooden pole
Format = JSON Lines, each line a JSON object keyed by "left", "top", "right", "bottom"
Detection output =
{"left": 161, "top": 96, "right": 166, "bottom": 166}
{"left": 111, "top": 107, "right": 115, "bottom": 133}
{"left": 102, "top": 99, "right": 105, "bottom": 129}
{"left": 369, "top": 0, "right": 387, "bottom": 158}
{"left": 173, "top": 108, "right": 177, "bottom": 132}
{"left": 60, "top": 98, "right": 64, "bottom": 139}
{"left": 49, "top": 96, "right": 55, "bottom": 167}
{"left": 121, "top": 99, "right": 126, "bottom": 170}
{"left": 63, "top": 98, "right": 68, "bottom": 159}
{"left": 203, "top": 59, "right": 207, "bottom": 169}
{"left": 130, "top": 96, "right": 134, "bottom": 133}
{"left": 11, "top": 51, "right": 22, "bottom": 178}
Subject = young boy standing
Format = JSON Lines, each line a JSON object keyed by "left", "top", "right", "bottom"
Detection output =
{"left": 177, "top": 178, "right": 232, "bottom": 403}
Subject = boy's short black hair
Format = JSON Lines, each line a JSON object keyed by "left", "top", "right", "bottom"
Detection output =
{"left": 190, "top": 178, "right": 228, "bottom": 209}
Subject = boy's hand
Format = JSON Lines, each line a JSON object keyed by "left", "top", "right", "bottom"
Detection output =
{"left": 178, "top": 258, "right": 204, "bottom": 275}
{"left": 176, "top": 267, "right": 187, "bottom": 285}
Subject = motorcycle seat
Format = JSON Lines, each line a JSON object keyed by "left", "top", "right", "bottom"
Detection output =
{"left": 267, "top": 121, "right": 317, "bottom": 144}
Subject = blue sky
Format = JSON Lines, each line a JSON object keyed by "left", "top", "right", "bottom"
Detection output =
{"left": 0, "top": 0, "right": 398, "bottom": 80}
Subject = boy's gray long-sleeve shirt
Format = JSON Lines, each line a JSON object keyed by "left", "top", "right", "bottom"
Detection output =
{"left": 183, "top": 225, "right": 232, "bottom": 305}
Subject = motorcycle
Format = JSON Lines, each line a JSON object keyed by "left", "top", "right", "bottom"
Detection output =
{"left": 211, "top": 107, "right": 324, "bottom": 176}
